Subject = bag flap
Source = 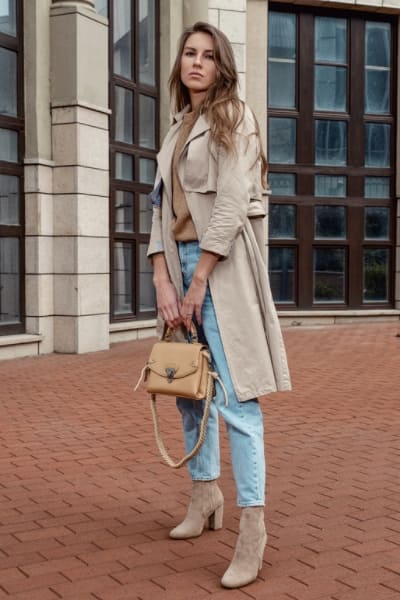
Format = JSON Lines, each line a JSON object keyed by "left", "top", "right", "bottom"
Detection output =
{"left": 148, "top": 341, "right": 209, "bottom": 379}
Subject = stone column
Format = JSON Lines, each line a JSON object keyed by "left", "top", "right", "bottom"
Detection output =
{"left": 159, "top": 0, "right": 184, "bottom": 141}
{"left": 209, "top": 0, "right": 247, "bottom": 100}
{"left": 159, "top": 0, "right": 208, "bottom": 141}
{"left": 183, "top": 0, "right": 208, "bottom": 28}
{"left": 246, "top": 0, "right": 267, "bottom": 151}
{"left": 24, "top": 0, "right": 55, "bottom": 354}
{"left": 50, "top": 0, "right": 110, "bottom": 353}
{"left": 247, "top": 0, "right": 269, "bottom": 263}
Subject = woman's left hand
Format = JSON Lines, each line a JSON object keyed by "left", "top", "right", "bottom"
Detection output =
{"left": 181, "top": 276, "right": 207, "bottom": 329}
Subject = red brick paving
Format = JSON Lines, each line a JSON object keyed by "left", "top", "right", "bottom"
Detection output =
{"left": 0, "top": 322, "right": 400, "bottom": 599}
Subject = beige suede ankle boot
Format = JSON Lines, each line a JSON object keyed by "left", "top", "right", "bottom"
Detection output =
{"left": 169, "top": 480, "right": 224, "bottom": 539}
{"left": 221, "top": 506, "right": 267, "bottom": 588}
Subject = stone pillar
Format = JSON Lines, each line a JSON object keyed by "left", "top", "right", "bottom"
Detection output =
{"left": 50, "top": 0, "right": 110, "bottom": 353}
{"left": 246, "top": 0, "right": 267, "bottom": 151}
{"left": 24, "top": 0, "right": 55, "bottom": 354}
{"left": 159, "top": 0, "right": 208, "bottom": 141}
{"left": 159, "top": 0, "right": 183, "bottom": 141}
{"left": 247, "top": 0, "right": 269, "bottom": 263}
{"left": 183, "top": 0, "right": 208, "bottom": 28}
{"left": 209, "top": 0, "right": 247, "bottom": 100}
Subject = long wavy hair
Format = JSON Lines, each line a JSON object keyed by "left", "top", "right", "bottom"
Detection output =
{"left": 169, "top": 21, "right": 267, "bottom": 185}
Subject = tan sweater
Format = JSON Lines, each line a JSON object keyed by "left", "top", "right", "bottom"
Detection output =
{"left": 172, "top": 111, "right": 198, "bottom": 241}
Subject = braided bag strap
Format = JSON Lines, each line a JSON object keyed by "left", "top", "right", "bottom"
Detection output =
{"left": 149, "top": 371, "right": 215, "bottom": 469}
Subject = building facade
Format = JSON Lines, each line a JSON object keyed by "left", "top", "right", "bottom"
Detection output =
{"left": 0, "top": 0, "right": 399, "bottom": 360}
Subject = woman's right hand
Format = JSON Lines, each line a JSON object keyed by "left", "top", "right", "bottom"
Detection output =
{"left": 155, "top": 279, "right": 182, "bottom": 329}
{"left": 151, "top": 252, "right": 182, "bottom": 329}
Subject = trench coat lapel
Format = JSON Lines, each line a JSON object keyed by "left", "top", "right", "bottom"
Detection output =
{"left": 184, "top": 113, "right": 210, "bottom": 147}
{"left": 156, "top": 106, "right": 188, "bottom": 204}
{"left": 156, "top": 121, "right": 180, "bottom": 206}
{"left": 156, "top": 107, "right": 211, "bottom": 204}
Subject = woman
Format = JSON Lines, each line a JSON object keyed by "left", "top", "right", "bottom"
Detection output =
{"left": 148, "top": 21, "right": 291, "bottom": 588}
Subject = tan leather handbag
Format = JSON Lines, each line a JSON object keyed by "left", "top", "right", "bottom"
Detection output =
{"left": 135, "top": 324, "right": 227, "bottom": 469}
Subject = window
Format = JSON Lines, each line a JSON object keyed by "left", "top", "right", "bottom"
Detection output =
{"left": 108, "top": 0, "right": 159, "bottom": 321}
{"left": 94, "top": 0, "right": 108, "bottom": 18}
{"left": 268, "top": 5, "right": 396, "bottom": 309}
{"left": 0, "top": 0, "right": 24, "bottom": 335}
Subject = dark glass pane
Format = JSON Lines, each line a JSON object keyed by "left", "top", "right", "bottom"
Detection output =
{"left": 0, "top": 237, "right": 20, "bottom": 324}
{"left": 139, "top": 244, "right": 155, "bottom": 312}
{"left": 268, "top": 61, "right": 296, "bottom": 109}
{"left": 363, "top": 249, "right": 388, "bottom": 302}
{"left": 139, "top": 0, "right": 156, "bottom": 86}
{"left": 269, "top": 247, "right": 295, "bottom": 303}
{"left": 315, "top": 66, "right": 346, "bottom": 112}
{"left": 268, "top": 118, "right": 296, "bottom": 164}
{"left": 94, "top": 0, "right": 108, "bottom": 17}
{"left": 365, "top": 22, "right": 391, "bottom": 116}
{"left": 268, "top": 173, "right": 296, "bottom": 196}
{"left": 115, "top": 191, "right": 134, "bottom": 232}
{"left": 269, "top": 205, "right": 296, "bottom": 239}
{"left": 139, "top": 194, "right": 152, "bottom": 234}
{"left": 139, "top": 158, "right": 156, "bottom": 184}
{"left": 0, "top": 0, "right": 16, "bottom": 36}
{"left": 366, "top": 22, "right": 390, "bottom": 68}
{"left": 268, "top": 11, "right": 296, "bottom": 109}
{"left": 0, "top": 174, "right": 19, "bottom": 224}
{"left": 364, "top": 177, "right": 390, "bottom": 199}
{"left": 365, "top": 123, "right": 390, "bottom": 168}
{"left": 315, "top": 120, "right": 347, "bottom": 166}
{"left": 113, "top": 0, "right": 132, "bottom": 78}
{"left": 113, "top": 242, "right": 133, "bottom": 314}
{"left": 365, "top": 69, "right": 390, "bottom": 114}
{"left": 315, "top": 206, "right": 346, "bottom": 239}
{"left": 0, "top": 48, "right": 17, "bottom": 117}
{"left": 314, "top": 248, "right": 345, "bottom": 303}
{"left": 268, "top": 12, "right": 296, "bottom": 60}
{"left": 115, "top": 87, "right": 133, "bottom": 144}
{"left": 0, "top": 128, "right": 17, "bottom": 162}
{"left": 365, "top": 207, "right": 389, "bottom": 240}
{"left": 315, "top": 17, "right": 347, "bottom": 64}
{"left": 115, "top": 152, "right": 133, "bottom": 180}
{"left": 139, "top": 95, "right": 156, "bottom": 149}
{"left": 315, "top": 175, "right": 346, "bottom": 197}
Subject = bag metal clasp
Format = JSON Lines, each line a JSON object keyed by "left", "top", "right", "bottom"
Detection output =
{"left": 165, "top": 367, "right": 176, "bottom": 383}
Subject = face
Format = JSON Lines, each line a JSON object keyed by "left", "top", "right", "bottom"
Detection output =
{"left": 180, "top": 32, "right": 217, "bottom": 101}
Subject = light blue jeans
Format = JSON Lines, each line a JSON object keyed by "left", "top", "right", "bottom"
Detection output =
{"left": 177, "top": 241, "right": 266, "bottom": 507}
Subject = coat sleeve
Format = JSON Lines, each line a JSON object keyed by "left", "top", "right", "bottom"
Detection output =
{"left": 199, "top": 116, "right": 262, "bottom": 258}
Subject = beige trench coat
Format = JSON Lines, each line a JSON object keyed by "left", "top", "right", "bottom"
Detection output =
{"left": 148, "top": 105, "right": 291, "bottom": 401}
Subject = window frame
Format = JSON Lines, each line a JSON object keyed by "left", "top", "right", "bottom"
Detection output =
{"left": 268, "top": 3, "right": 397, "bottom": 310}
{"left": 108, "top": 0, "right": 159, "bottom": 322}
{"left": 0, "top": 0, "right": 25, "bottom": 335}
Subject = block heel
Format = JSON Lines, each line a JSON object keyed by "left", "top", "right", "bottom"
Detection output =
{"left": 208, "top": 503, "right": 223, "bottom": 530}
{"left": 169, "top": 481, "right": 224, "bottom": 539}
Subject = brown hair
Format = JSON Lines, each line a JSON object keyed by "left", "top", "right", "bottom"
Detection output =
{"left": 168, "top": 21, "right": 267, "bottom": 185}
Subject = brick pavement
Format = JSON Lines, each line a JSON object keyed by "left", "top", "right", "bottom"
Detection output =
{"left": 0, "top": 322, "right": 400, "bottom": 599}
